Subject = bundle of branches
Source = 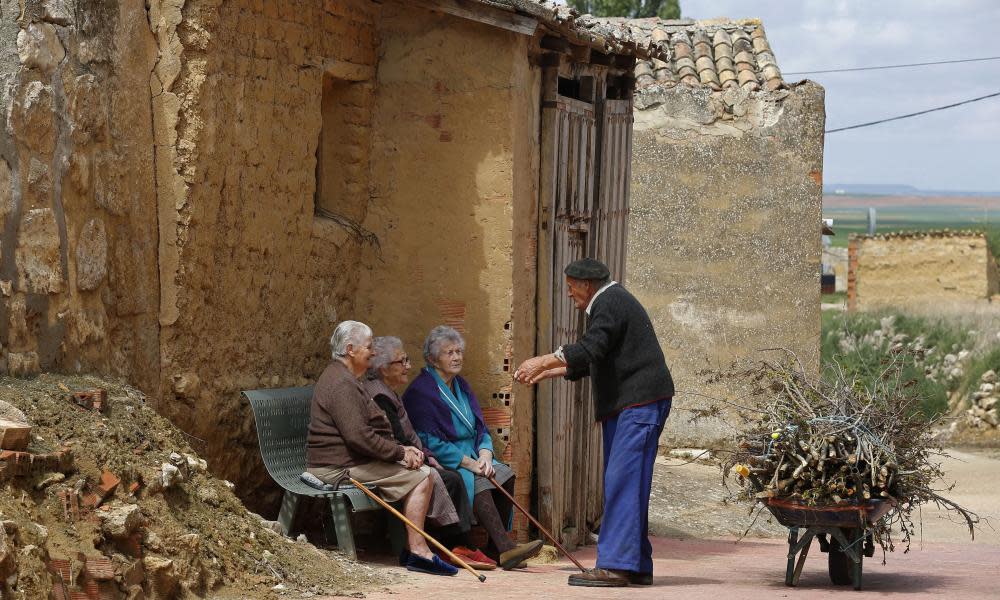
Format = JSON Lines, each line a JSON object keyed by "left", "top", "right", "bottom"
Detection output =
{"left": 718, "top": 351, "right": 978, "bottom": 554}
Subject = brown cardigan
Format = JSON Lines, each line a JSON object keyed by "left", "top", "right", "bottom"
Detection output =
{"left": 306, "top": 360, "right": 405, "bottom": 469}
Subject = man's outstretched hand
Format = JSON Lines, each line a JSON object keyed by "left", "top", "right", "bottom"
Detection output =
{"left": 514, "top": 354, "right": 567, "bottom": 385}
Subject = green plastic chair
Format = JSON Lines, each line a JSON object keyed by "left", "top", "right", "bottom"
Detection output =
{"left": 243, "top": 386, "right": 392, "bottom": 559}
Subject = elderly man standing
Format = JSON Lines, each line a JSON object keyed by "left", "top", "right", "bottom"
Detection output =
{"left": 514, "top": 258, "right": 674, "bottom": 587}
{"left": 306, "top": 320, "right": 457, "bottom": 576}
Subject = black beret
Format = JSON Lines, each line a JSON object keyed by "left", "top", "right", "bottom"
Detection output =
{"left": 564, "top": 258, "right": 610, "bottom": 280}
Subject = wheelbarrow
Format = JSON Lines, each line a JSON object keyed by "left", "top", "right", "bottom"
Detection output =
{"left": 765, "top": 497, "right": 896, "bottom": 590}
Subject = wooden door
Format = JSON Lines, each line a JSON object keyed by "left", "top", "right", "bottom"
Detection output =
{"left": 535, "top": 70, "right": 633, "bottom": 545}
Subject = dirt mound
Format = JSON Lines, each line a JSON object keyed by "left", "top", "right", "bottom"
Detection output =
{"left": 0, "top": 373, "right": 387, "bottom": 599}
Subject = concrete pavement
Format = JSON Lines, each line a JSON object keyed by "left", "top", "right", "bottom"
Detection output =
{"left": 346, "top": 536, "right": 1000, "bottom": 599}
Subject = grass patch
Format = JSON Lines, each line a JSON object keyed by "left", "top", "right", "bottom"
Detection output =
{"left": 821, "top": 311, "right": 971, "bottom": 418}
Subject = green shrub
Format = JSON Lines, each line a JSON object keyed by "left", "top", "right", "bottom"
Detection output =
{"left": 821, "top": 311, "right": 969, "bottom": 418}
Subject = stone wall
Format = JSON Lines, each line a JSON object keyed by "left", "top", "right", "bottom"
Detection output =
{"left": 627, "top": 81, "right": 825, "bottom": 446}
{"left": 148, "top": 0, "right": 383, "bottom": 498}
{"left": 848, "top": 232, "right": 1000, "bottom": 311}
{"left": 0, "top": 0, "right": 160, "bottom": 391}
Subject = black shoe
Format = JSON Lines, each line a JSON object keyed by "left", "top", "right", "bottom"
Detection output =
{"left": 398, "top": 548, "right": 411, "bottom": 566}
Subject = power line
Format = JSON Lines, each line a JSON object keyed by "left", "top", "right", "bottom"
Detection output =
{"left": 785, "top": 55, "right": 1000, "bottom": 75}
{"left": 825, "top": 91, "right": 1000, "bottom": 134}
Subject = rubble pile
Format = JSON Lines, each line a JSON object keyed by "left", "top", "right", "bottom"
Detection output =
{"left": 720, "top": 357, "right": 978, "bottom": 554}
{"left": 0, "top": 374, "right": 384, "bottom": 599}
{"left": 964, "top": 370, "right": 999, "bottom": 429}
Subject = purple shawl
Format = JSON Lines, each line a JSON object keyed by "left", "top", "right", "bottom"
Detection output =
{"left": 401, "top": 368, "right": 488, "bottom": 447}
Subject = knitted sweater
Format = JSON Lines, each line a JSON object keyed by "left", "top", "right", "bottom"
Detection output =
{"left": 306, "top": 361, "right": 405, "bottom": 469}
{"left": 562, "top": 284, "right": 674, "bottom": 420}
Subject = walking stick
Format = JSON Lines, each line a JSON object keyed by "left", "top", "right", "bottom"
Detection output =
{"left": 348, "top": 478, "right": 486, "bottom": 582}
{"left": 486, "top": 475, "right": 587, "bottom": 573}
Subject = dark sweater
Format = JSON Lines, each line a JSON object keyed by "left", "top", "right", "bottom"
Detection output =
{"left": 306, "top": 361, "right": 405, "bottom": 469}
{"left": 562, "top": 284, "right": 674, "bottom": 421}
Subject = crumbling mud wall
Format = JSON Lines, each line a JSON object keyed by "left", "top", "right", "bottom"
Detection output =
{"left": 628, "top": 81, "right": 825, "bottom": 446}
{"left": 359, "top": 5, "right": 540, "bottom": 481}
{"left": 848, "top": 232, "right": 1000, "bottom": 311}
{"left": 0, "top": 0, "right": 160, "bottom": 392}
{"left": 148, "top": 0, "right": 383, "bottom": 504}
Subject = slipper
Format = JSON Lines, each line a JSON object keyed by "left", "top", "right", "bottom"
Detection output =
{"left": 447, "top": 546, "right": 497, "bottom": 570}
{"left": 406, "top": 553, "right": 458, "bottom": 576}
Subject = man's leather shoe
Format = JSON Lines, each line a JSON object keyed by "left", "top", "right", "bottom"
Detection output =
{"left": 611, "top": 569, "right": 652, "bottom": 585}
{"left": 567, "top": 568, "right": 629, "bottom": 587}
{"left": 498, "top": 540, "right": 543, "bottom": 569}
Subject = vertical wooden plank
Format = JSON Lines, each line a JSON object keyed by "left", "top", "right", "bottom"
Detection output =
{"left": 535, "top": 65, "right": 560, "bottom": 533}
{"left": 622, "top": 103, "right": 634, "bottom": 284}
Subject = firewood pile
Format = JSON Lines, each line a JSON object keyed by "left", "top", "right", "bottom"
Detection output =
{"left": 718, "top": 353, "right": 978, "bottom": 554}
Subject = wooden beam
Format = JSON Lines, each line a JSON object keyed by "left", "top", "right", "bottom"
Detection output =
{"left": 570, "top": 44, "right": 591, "bottom": 64}
{"left": 412, "top": 0, "right": 539, "bottom": 36}
{"left": 590, "top": 52, "right": 613, "bottom": 66}
{"left": 540, "top": 35, "right": 572, "bottom": 54}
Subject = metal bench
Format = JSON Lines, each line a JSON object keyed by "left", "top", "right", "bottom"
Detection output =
{"left": 243, "top": 386, "right": 401, "bottom": 559}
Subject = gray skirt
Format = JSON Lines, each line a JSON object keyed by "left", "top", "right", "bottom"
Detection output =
{"left": 472, "top": 461, "right": 515, "bottom": 496}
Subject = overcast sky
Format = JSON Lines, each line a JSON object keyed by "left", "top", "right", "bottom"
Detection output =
{"left": 561, "top": 1, "right": 1000, "bottom": 192}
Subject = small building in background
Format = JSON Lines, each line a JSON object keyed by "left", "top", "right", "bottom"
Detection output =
{"left": 848, "top": 231, "right": 1000, "bottom": 311}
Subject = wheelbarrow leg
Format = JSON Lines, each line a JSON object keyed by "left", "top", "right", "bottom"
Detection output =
{"left": 792, "top": 535, "right": 813, "bottom": 586}
{"left": 785, "top": 527, "right": 799, "bottom": 586}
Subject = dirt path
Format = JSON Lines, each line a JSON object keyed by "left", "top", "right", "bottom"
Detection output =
{"left": 329, "top": 446, "right": 1000, "bottom": 599}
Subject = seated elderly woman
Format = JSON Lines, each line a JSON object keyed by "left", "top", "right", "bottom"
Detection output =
{"left": 306, "top": 320, "right": 457, "bottom": 576}
{"left": 363, "top": 335, "right": 496, "bottom": 570}
{"left": 402, "top": 325, "right": 543, "bottom": 569}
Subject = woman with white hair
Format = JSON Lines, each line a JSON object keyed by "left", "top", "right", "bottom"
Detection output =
{"left": 306, "top": 321, "right": 457, "bottom": 576}
{"left": 402, "top": 325, "right": 543, "bottom": 569}
{"left": 364, "top": 336, "right": 495, "bottom": 570}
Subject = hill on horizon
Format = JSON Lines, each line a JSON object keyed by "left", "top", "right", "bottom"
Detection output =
{"left": 824, "top": 183, "right": 1000, "bottom": 197}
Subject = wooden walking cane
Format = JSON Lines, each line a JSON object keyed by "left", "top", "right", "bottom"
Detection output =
{"left": 486, "top": 475, "right": 588, "bottom": 573}
{"left": 348, "top": 478, "right": 486, "bottom": 582}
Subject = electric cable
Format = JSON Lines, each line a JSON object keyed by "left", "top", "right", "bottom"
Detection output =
{"left": 825, "top": 91, "right": 1000, "bottom": 134}
{"left": 786, "top": 55, "right": 1000, "bottom": 75}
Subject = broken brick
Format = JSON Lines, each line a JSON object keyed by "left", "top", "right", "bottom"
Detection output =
{"left": 0, "top": 419, "right": 31, "bottom": 451}
{"left": 81, "top": 554, "right": 114, "bottom": 581}
{"left": 59, "top": 489, "right": 81, "bottom": 522}
{"left": 69, "top": 389, "right": 108, "bottom": 412}
{"left": 85, "top": 470, "right": 120, "bottom": 508}
{"left": 48, "top": 557, "right": 73, "bottom": 584}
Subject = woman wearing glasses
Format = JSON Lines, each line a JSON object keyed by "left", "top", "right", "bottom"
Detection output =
{"left": 402, "top": 325, "right": 543, "bottom": 570}
{"left": 364, "top": 335, "right": 495, "bottom": 571}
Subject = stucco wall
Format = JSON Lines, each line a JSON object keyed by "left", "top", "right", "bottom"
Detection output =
{"left": 628, "top": 81, "right": 825, "bottom": 446}
{"left": 359, "top": 5, "right": 540, "bottom": 484}
{"left": 147, "top": 0, "right": 384, "bottom": 498}
{"left": 0, "top": 0, "right": 160, "bottom": 390}
{"left": 850, "top": 233, "right": 998, "bottom": 311}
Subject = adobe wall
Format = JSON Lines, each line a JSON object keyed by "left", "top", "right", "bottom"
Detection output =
{"left": 628, "top": 81, "right": 825, "bottom": 446}
{"left": 0, "top": 0, "right": 160, "bottom": 391}
{"left": 149, "top": 0, "right": 384, "bottom": 498}
{"left": 359, "top": 5, "right": 540, "bottom": 487}
{"left": 850, "top": 233, "right": 998, "bottom": 311}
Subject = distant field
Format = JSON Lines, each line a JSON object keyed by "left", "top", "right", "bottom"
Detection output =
{"left": 823, "top": 194, "right": 1000, "bottom": 251}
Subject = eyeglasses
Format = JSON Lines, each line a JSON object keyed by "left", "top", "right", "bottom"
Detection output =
{"left": 389, "top": 356, "right": 411, "bottom": 367}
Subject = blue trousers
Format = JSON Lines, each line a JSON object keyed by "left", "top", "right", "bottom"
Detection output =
{"left": 596, "top": 398, "right": 671, "bottom": 574}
